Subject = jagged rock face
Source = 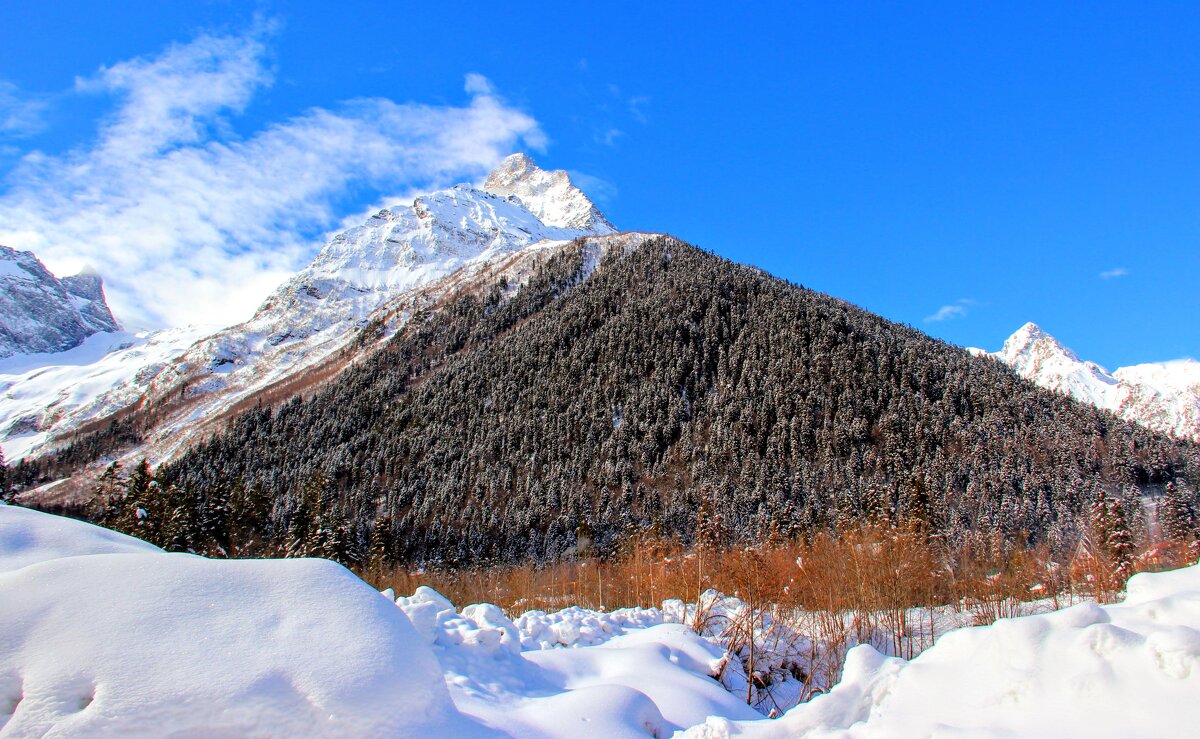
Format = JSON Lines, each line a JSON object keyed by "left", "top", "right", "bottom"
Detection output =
{"left": 0, "top": 246, "right": 119, "bottom": 359}
{"left": 61, "top": 271, "right": 121, "bottom": 334}
{"left": 981, "top": 322, "right": 1200, "bottom": 441}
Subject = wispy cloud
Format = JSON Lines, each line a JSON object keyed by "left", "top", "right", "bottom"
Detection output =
{"left": 925, "top": 298, "right": 975, "bottom": 323}
{"left": 568, "top": 170, "right": 617, "bottom": 205}
{"left": 595, "top": 127, "right": 623, "bottom": 147}
{"left": 1099, "top": 267, "right": 1129, "bottom": 280}
{"left": 0, "top": 28, "right": 544, "bottom": 330}
{"left": 628, "top": 95, "right": 651, "bottom": 124}
{"left": 0, "top": 81, "right": 49, "bottom": 138}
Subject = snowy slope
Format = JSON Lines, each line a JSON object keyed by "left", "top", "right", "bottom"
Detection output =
{"left": 1, "top": 154, "right": 629, "bottom": 464}
{"left": 0, "top": 327, "right": 212, "bottom": 461}
{"left": 975, "top": 322, "right": 1200, "bottom": 440}
{"left": 0, "top": 246, "right": 119, "bottom": 360}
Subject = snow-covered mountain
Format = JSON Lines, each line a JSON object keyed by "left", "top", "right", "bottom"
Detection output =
{"left": 0, "top": 246, "right": 119, "bottom": 360}
{"left": 974, "top": 322, "right": 1200, "bottom": 441}
{"left": 1, "top": 154, "right": 634, "bottom": 463}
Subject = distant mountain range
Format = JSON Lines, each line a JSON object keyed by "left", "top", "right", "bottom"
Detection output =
{"left": 971, "top": 323, "right": 1200, "bottom": 441}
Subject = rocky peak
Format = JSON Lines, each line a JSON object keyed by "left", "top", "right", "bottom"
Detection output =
{"left": 483, "top": 153, "right": 616, "bottom": 233}
{"left": 0, "top": 246, "right": 119, "bottom": 359}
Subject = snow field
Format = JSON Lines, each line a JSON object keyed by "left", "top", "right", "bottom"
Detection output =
{"left": 3, "top": 504, "right": 1200, "bottom": 737}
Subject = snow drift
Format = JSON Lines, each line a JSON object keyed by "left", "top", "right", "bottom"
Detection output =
{"left": 0, "top": 505, "right": 750, "bottom": 738}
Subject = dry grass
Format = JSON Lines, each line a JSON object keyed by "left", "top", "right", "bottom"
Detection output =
{"left": 367, "top": 523, "right": 1176, "bottom": 619}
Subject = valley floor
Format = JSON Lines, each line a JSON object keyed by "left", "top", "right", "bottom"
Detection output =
{"left": 1, "top": 502, "right": 1197, "bottom": 737}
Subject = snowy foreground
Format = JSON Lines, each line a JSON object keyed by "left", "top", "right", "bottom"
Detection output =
{"left": 2, "top": 505, "right": 1198, "bottom": 737}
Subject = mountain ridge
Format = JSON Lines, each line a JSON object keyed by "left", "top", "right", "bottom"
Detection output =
{"left": 152, "top": 236, "right": 1195, "bottom": 565}
{"left": 0, "top": 154, "right": 627, "bottom": 464}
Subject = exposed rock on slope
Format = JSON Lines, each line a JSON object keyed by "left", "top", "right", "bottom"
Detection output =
{"left": 0, "top": 246, "right": 119, "bottom": 360}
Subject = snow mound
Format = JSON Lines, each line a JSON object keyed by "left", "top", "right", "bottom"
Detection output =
{"left": 394, "top": 586, "right": 760, "bottom": 737}
{"left": 685, "top": 564, "right": 1200, "bottom": 738}
{"left": 516, "top": 605, "right": 665, "bottom": 649}
{"left": 0, "top": 503, "right": 161, "bottom": 572}
{"left": 0, "top": 506, "right": 488, "bottom": 737}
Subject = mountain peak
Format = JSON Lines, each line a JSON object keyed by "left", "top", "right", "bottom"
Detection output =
{"left": 484, "top": 153, "right": 615, "bottom": 233}
{"left": 487, "top": 152, "right": 538, "bottom": 180}
{"left": 987, "top": 322, "right": 1200, "bottom": 440}
{"left": 1000, "top": 322, "right": 1076, "bottom": 363}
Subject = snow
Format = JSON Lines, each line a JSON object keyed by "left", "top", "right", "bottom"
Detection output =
{"left": 982, "top": 322, "right": 1200, "bottom": 440}
{"left": 0, "top": 245, "right": 119, "bottom": 361}
{"left": 394, "top": 585, "right": 760, "bottom": 737}
{"left": 483, "top": 153, "right": 616, "bottom": 233}
{"left": 1114, "top": 358, "right": 1200, "bottom": 398}
{"left": 0, "top": 505, "right": 489, "bottom": 737}
{"left": 683, "top": 566, "right": 1200, "bottom": 738}
{"left": 0, "top": 258, "right": 31, "bottom": 280}
{"left": 3, "top": 505, "right": 1199, "bottom": 737}
{"left": 0, "top": 504, "right": 161, "bottom": 572}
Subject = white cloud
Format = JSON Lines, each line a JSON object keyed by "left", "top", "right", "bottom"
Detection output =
{"left": 463, "top": 73, "right": 493, "bottom": 96}
{"left": 925, "top": 298, "right": 974, "bottom": 323}
{"left": 0, "top": 81, "right": 49, "bottom": 138}
{"left": 0, "top": 30, "right": 544, "bottom": 330}
{"left": 1099, "top": 267, "right": 1128, "bottom": 280}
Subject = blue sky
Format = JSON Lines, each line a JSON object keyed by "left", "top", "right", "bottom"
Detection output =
{"left": 1, "top": 3, "right": 1197, "bottom": 368}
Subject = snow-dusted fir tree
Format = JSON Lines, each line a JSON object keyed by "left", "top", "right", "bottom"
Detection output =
{"left": 1159, "top": 481, "right": 1199, "bottom": 562}
{"left": 1089, "top": 495, "right": 1135, "bottom": 583}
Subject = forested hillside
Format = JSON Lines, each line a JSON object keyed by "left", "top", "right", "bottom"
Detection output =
{"left": 138, "top": 236, "right": 1195, "bottom": 565}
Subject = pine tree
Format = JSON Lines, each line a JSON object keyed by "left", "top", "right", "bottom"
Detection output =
{"left": 90, "top": 461, "right": 126, "bottom": 527}
{"left": 367, "top": 515, "right": 394, "bottom": 577}
{"left": 900, "top": 475, "right": 932, "bottom": 539}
